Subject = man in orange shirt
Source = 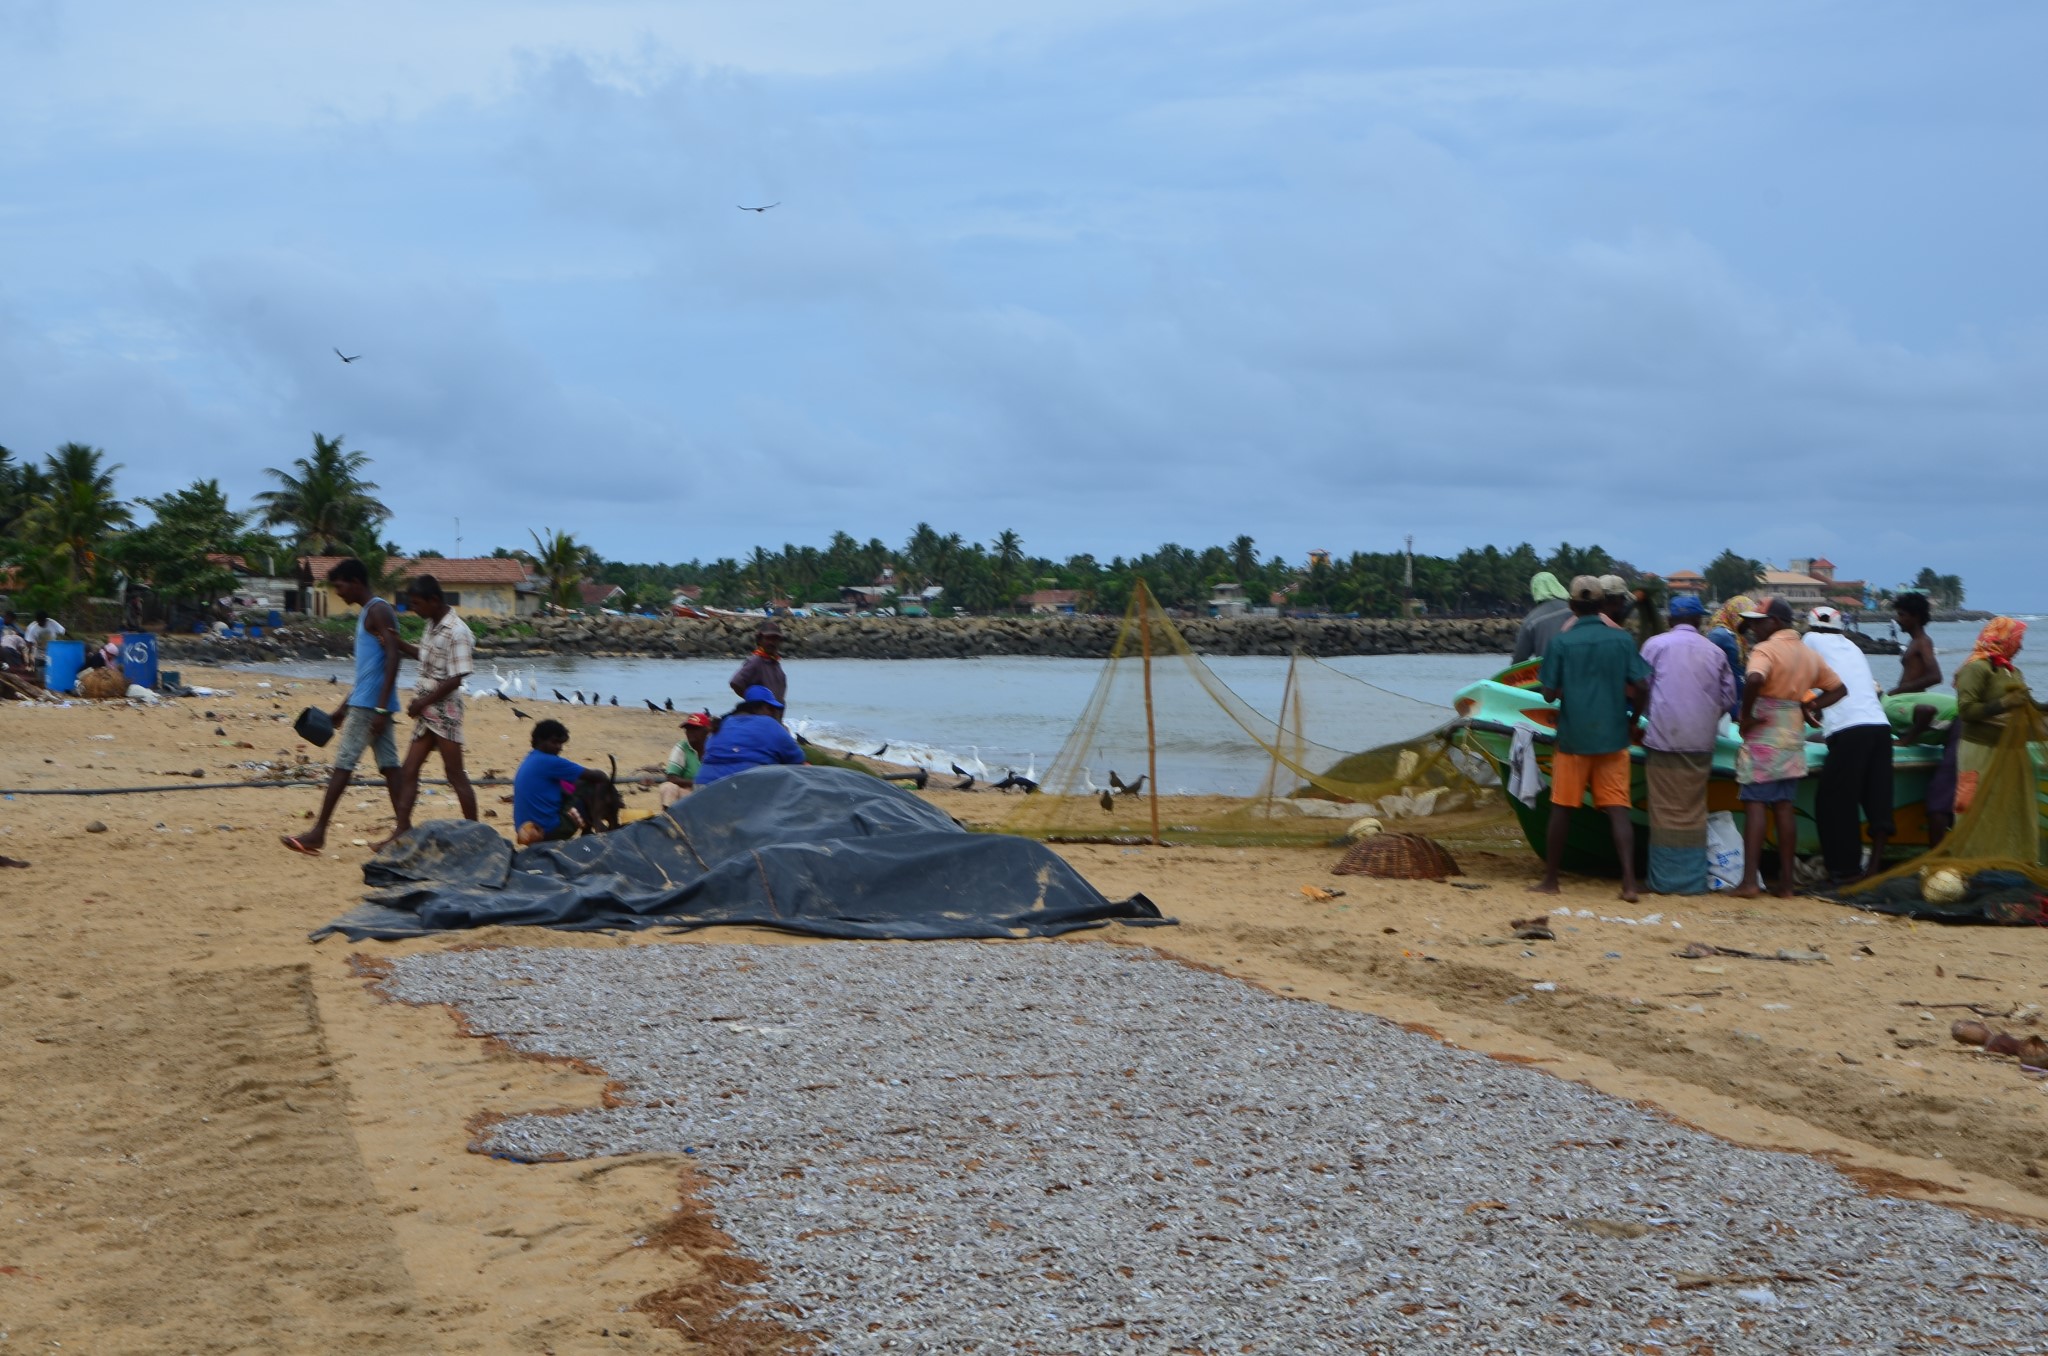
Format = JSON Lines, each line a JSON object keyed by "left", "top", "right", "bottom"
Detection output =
{"left": 1733, "top": 597, "right": 1848, "bottom": 898}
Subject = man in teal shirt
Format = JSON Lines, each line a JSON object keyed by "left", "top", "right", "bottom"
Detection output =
{"left": 1531, "top": 575, "right": 1651, "bottom": 901}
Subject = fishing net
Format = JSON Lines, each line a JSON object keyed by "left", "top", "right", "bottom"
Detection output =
{"left": 1842, "top": 695, "right": 2048, "bottom": 924}
{"left": 1001, "top": 583, "right": 1509, "bottom": 847}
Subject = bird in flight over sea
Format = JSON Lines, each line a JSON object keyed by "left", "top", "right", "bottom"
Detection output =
{"left": 737, "top": 203, "right": 779, "bottom": 213}
{"left": 333, "top": 348, "right": 362, "bottom": 363}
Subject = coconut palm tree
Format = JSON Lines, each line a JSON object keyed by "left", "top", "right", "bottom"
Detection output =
{"left": 20, "top": 443, "right": 132, "bottom": 583}
{"left": 529, "top": 528, "right": 591, "bottom": 609}
{"left": 255, "top": 433, "right": 390, "bottom": 554}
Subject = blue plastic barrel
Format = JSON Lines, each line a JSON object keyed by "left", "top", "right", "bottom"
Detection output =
{"left": 44, "top": 639, "right": 85, "bottom": 694}
{"left": 248, "top": 624, "right": 263, "bottom": 638}
{"left": 120, "top": 632, "right": 159, "bottom": 690}
{"left": 267, "top": 609, "right": 282, "bottom": 629}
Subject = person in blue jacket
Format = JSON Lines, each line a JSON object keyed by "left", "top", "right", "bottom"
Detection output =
{"left": 696, "top": 686, "right": 807, "bottom": 786}
{"left": 514, "top": 719, "right": 589, "bottom": 844}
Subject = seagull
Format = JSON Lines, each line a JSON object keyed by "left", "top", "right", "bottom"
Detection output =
{"left": 737, "top": 202, "right": 779, "bottom": 212}
{"left": 334, "top": 348, "right": 362, "bottom": 363}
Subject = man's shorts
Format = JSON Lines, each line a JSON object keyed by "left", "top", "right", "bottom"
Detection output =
{"left": 332, "top": 706, "right": 400, "bottom": 774}
{"left": 1551, "top": 750, "right": 1631, "bottom": 809}
{"left": 1740, "top": 776, "right": 1800, "bottom": 804}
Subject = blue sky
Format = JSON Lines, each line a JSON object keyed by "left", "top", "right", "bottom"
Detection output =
{"left": 3, "top": 0, "right": 2044, "bottom": 605}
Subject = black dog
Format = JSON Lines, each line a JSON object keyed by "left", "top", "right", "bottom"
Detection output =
{"left": 569, "top": 755, "right": 624, "bottom": 836}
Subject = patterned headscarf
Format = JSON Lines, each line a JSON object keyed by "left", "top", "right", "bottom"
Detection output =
{"left": 1967, "top": 617, "right": 2027, "bottom": 672}
{"left": 1529, "top": 571, "right": 1569, "bottom": 603}
{"left": 1710, "top": 594, "right": 1755, "bottom": 636}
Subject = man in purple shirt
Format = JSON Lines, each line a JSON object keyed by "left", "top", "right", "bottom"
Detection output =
{"left": 728, "top": 622, "right": 787, "bottom": 712}
{"left": 1639, "top": 595, "right": 1737, "bottom": 894}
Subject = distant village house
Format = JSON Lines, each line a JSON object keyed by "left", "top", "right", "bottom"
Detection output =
{"left": 297, "top": 556, "right": 543, "bottom": 617}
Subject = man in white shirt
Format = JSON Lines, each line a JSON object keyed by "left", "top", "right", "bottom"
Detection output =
{"left": 22, "top": 612, "right": 65, "bottom": 662}
{"left": 1803, "top": 607, "right": 1892, "bottom": 884}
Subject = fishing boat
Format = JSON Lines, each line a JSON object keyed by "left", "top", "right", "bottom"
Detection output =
{"left": 1449, "top": 659, "right": 1961, "bottom": 874}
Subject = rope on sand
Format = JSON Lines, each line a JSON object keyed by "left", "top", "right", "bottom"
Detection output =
{"left": 1, "top": 777, "right": 517, "bottom": 797}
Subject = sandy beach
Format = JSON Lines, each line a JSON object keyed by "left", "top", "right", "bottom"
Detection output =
{"left": 4, "top": 665, "right": 2045, "bottom": 1352}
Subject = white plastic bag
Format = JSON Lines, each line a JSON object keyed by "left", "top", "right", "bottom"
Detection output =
{"left": 1706, "top": 810, "right": 1743, "bottom": 891}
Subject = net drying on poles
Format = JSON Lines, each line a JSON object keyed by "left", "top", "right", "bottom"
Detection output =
{"left": 1001, "top": 582, "right": 1509, "bottom": 846}
{"left": 1842, "top": 696, "right": 2048, "bottom": 924}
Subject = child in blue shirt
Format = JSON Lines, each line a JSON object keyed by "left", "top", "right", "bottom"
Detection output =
{"left": 513, "top": 719, "right": 588, "bottom": 845}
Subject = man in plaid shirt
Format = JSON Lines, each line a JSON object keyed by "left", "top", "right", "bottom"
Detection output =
{"left": 374, "top": 574, "right": 480, "bottom": 850}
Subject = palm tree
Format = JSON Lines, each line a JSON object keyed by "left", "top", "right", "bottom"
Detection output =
{"left": 1229, "top": 535, "right": 1259, "bottom": 585}
{"left": 992, "top": 529, "right": 1025, "bottom": 610}
{"left": 255, "top": 433, "right": 390, "bottom": 554}
{"left": 20, "top": 443, "right": 132, "bottom": 583}
{"left": 529, "top": 528, "right": 591, "bottom": 609}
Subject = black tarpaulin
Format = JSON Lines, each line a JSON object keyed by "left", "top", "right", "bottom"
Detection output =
{"left": 313, "top": 765, "right": 1169, "bottom": 942}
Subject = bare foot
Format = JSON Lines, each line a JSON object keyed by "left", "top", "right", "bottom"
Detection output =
{"left": 1772, "top": 886, "right": 1797, "bottom": 899}
{"left": 1731, "top": 884, "right": 1761, "bottom": 899}
{"left": 1526, "top": 881, "right": 1561, "bottom": 895}
{"left": 368, "top": 830, "right": 405, "bottom": 853}
{"left": 1617, "top": 887, "right": 1639, "bottom": 904}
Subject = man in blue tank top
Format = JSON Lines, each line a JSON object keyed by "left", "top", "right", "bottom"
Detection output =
{"left": 283, "top": 557, "right": 404, "bottom": 856}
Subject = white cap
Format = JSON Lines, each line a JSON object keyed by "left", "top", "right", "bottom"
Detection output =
{"left": 1807, "top": 605, "right": 1844, "bottom": 631}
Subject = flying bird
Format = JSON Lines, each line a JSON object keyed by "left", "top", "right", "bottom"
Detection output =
{"left": 737, "top": 202, "right": 779, "bottom": 212}
{"left": 334, "top": 348, "right": 362, "bottom": 363}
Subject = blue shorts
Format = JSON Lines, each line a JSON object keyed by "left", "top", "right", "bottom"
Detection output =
{"left": 1740, "top": 777, "right": 1800, "bottom": 804}
{"left": 332, "top": 705, "right": 400, "bottom": 774}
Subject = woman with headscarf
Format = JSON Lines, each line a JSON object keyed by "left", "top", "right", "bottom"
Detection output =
{"left": 1511, "top": 571, "right": 1573, "bottom": 664}
{"left": 1706, "top": 595, "right": 1753, "bottom": 719}
{"left": 1952, "top": 617, "right": 2039, "bottom": 816}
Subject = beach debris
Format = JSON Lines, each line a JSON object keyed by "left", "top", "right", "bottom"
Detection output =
{"left": 1509, "top": 916, "right": 1555, "bottom": 941}
{"left": 84, "top": 820, "right": 107, "bottom": 833}
{"left": 1345, "top": 815, "right": 1383, "bottom": 841}
{"left": 1333, "top": 832, "right": 1460, "bottom": 881}
{"left": 0, "top": 855, "right": 28, "bottom": 868}
{"left": 1300, "top": 884, "right": 1345, "bottom": 902}
{"left": 1951, "top": 1020, "right": 1991, "bottom": 1047}
{"left": 2020, "top": 1036, "right": 2048, "bottom": 1072}
{"left": 1674, "top": 942, "right": 1822, "bottom": 964}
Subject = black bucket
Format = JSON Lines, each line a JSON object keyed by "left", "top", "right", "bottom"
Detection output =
{"left": 294, "top": 707, "right": 335, "bottom": 747}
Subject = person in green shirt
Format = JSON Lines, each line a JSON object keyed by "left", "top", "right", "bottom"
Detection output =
{"left": 1953, "top": 617, "right": 2041, "bottom": 817}
{"left": 655, "top": 711, "right": 714, "bottom": 808}
{"left": 1531, "top": 576, "right": 1652, "bottom": 901}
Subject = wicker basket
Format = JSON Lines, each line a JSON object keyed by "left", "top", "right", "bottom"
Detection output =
{"left": 1333, "top": 832, "right": 1460, "bottom": 881}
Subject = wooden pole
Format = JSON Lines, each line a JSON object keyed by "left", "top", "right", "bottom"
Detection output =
{"left": 1139, "top": 580, "right": 1162, "bottom": 846}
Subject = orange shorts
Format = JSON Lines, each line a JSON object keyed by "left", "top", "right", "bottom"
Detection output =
{"left": 1551, "top": 750, "right": 1632, "bottom": 809}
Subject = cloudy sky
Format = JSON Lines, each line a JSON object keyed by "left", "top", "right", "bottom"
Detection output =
{"left": 3, "top": 1, "right": 2043, "bottom": 605}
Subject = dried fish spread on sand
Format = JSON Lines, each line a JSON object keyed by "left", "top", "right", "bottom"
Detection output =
{"left": 386, "top": 943, "right": 2048, "bottom": 1353}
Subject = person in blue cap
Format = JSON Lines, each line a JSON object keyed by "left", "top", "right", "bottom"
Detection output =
{"left": 696, "top": 685, "right": 808, "bottom": 786}
{"left": 1638, "top": 593, "right": 1737, "bottom": 894}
